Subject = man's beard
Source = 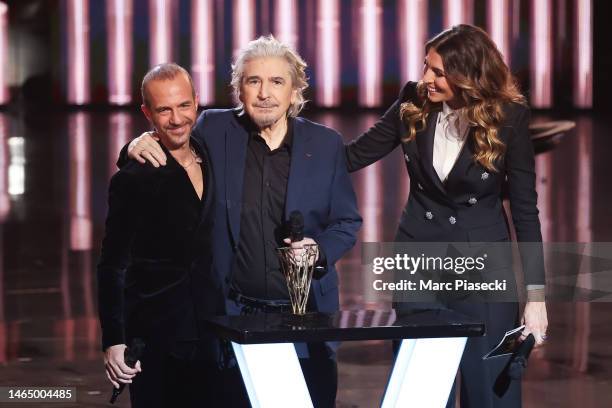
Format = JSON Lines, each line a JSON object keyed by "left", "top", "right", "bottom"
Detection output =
{"left": 251, "top": 112, "right": 282, "bottom": 129}
{"left": 164, "top": 120, "right": 193, "bottom": 136}
{"left": 157, "top": 121, "right": 193, "bottom": 147}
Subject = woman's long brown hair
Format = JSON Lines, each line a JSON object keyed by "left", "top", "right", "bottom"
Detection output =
{"left": 400, "top": 24, "right": 526, "bottom": 172}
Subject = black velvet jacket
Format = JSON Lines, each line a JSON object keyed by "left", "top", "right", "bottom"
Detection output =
{"left": 97, "top": 138, "right": 219, "bottom": 351}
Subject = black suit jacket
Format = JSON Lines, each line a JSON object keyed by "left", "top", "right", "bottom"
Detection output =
{"left": 346, "top": 82, "right": 545, "bottom": 286}
{"left": 97, "top": 137, "right": 220, "bottom": 352}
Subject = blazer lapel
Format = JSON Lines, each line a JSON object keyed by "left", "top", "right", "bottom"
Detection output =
{"left": 225, "top": 116, "right": 249, "bottom": 245}
{"left": 190, "top": 137, "right": 214, "bottom": 225}
{"left": 416, "top": 111, "right": 447, "bottom": 196}
{"left": 285, "top": 118, "right": 312, "bottom": 218}
{"left": 445, "top": 127, "right": 476, "bottom": 188}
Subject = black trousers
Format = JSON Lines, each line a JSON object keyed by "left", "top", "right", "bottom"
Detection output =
{"left": 445, "top": 302, "right": 521, "bottom": 408}
{"left": 300, "top": 345, "right": 338, "bottom": 408}
{"left": 128, "top": 342, "right": 221, "bottom": 408}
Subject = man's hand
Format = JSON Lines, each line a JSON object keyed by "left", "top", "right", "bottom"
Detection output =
{"left": 283, "top": 237, "right": 319, "bottom": 265}
{"left": 520, "top": 301, "right": 548, "bottom": 347}
{"left": 127, "top": 131, "right": 167, "bottom": 167}
{"left": 104, "top": 344, "right": 142, "bottom": 389}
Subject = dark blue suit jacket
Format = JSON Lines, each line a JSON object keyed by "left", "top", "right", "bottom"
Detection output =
{"left": 191, "top": 109, "right": 362, "bottom": 318}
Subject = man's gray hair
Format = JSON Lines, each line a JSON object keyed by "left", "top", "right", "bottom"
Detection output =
{"left": 231, "top": 35, "right": 309, "bottom": 117}
{"left": 141, "top": 63, "right": 195, "bottom": 107}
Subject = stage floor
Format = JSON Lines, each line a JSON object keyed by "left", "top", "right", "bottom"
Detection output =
{"left": 1, "top": 108, "right": 611, "bottom": 407}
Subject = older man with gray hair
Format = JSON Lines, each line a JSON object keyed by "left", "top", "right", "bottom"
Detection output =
{"left": 125, "top": 35, "right": 361, "bottom": 407}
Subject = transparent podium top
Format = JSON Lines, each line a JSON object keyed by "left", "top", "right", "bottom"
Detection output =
{"left": 203, "top": 309, "right": 485, "bottom": 344}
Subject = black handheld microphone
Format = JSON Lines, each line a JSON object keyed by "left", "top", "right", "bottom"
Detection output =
{"left": 288, "top": 210, "right": 304, "bottom": 242}
{"left": 109, "top": 338, "right": 145, "bottom": 404}
{"left": 507, "top": 334, "right": 535, "bottom": 380}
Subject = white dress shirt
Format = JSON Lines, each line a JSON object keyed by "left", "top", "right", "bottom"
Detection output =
{"left": 432, "top": 102, "right": 469, "bottom": 182}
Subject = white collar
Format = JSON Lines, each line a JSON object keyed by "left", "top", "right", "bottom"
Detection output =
{"left": 439, "top": 102, "right": 469, "bottom": 140}
{"left": 440, "top": 101, "right": 460, "bottom": 118}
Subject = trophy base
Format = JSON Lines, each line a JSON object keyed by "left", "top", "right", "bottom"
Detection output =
{"left": 280, "top": 312, "right": 329, "bottom": 329}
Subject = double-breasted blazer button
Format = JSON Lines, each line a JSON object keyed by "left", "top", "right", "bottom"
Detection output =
{"left": 404, "top": 153, "right": 410, "bottom": 163}
{"left": 481, "top": 171, "right": 489, "bottom": 180}
{"left": 468, "top": 197, "right": 477, "bottom": 205}
{"left": 449, "top": 216, "right": 456, "bottom": 225}
{"left": 425, "top": 211, "right": 433, "bottom": 220}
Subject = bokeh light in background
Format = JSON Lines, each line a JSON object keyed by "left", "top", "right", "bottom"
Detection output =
{"left": 0, "top": 1, "right": 595, "bottom": 109}
{"left": 0, "top": 2, "right": 8, "bottom": 104}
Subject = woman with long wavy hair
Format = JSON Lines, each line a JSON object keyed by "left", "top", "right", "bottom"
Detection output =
{"left": 346, "top": 24, "right": 548, "bottom": 407}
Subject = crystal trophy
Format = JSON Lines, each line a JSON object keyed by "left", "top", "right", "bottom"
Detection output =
{"left": 276, "top": 244, "right": 319, "bottom": 315}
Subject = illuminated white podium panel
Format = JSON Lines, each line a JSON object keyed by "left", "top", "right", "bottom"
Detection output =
{"left": 205, "top": 309, "right": 483, "bottom": 408}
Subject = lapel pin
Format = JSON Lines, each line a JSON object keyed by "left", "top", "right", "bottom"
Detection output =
{"left": 481, "top": 171, "right": 489, "bottom": 180}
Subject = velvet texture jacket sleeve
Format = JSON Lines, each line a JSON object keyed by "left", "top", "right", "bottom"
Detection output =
{"left": 97, "top": 169, "right": 143, "bottom": 350}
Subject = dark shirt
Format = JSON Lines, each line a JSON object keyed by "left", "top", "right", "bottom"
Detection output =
{"left": 231, "top": 118, "right": 294, "bottom": 300}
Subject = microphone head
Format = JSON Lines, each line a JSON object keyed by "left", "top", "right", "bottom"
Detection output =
{"left": 289, "top": 210, "right": 303, "bottom": 225}
{"left": 507, "top": 334, "right": 535, "bottom": 380}
{"left": 507, "top": 357, "right": 527, "bottom": 380}
{"left": 131, "top": 338, "right": 145, "bottom": 355}
{"left": 124, "top": 338, "right": 145, "bottom": 366}
{"left": 289, "top": 210, "right": 304, "bottom": 241}
{"left": 112, "top": 338, "right": 146, "bottom": 404}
